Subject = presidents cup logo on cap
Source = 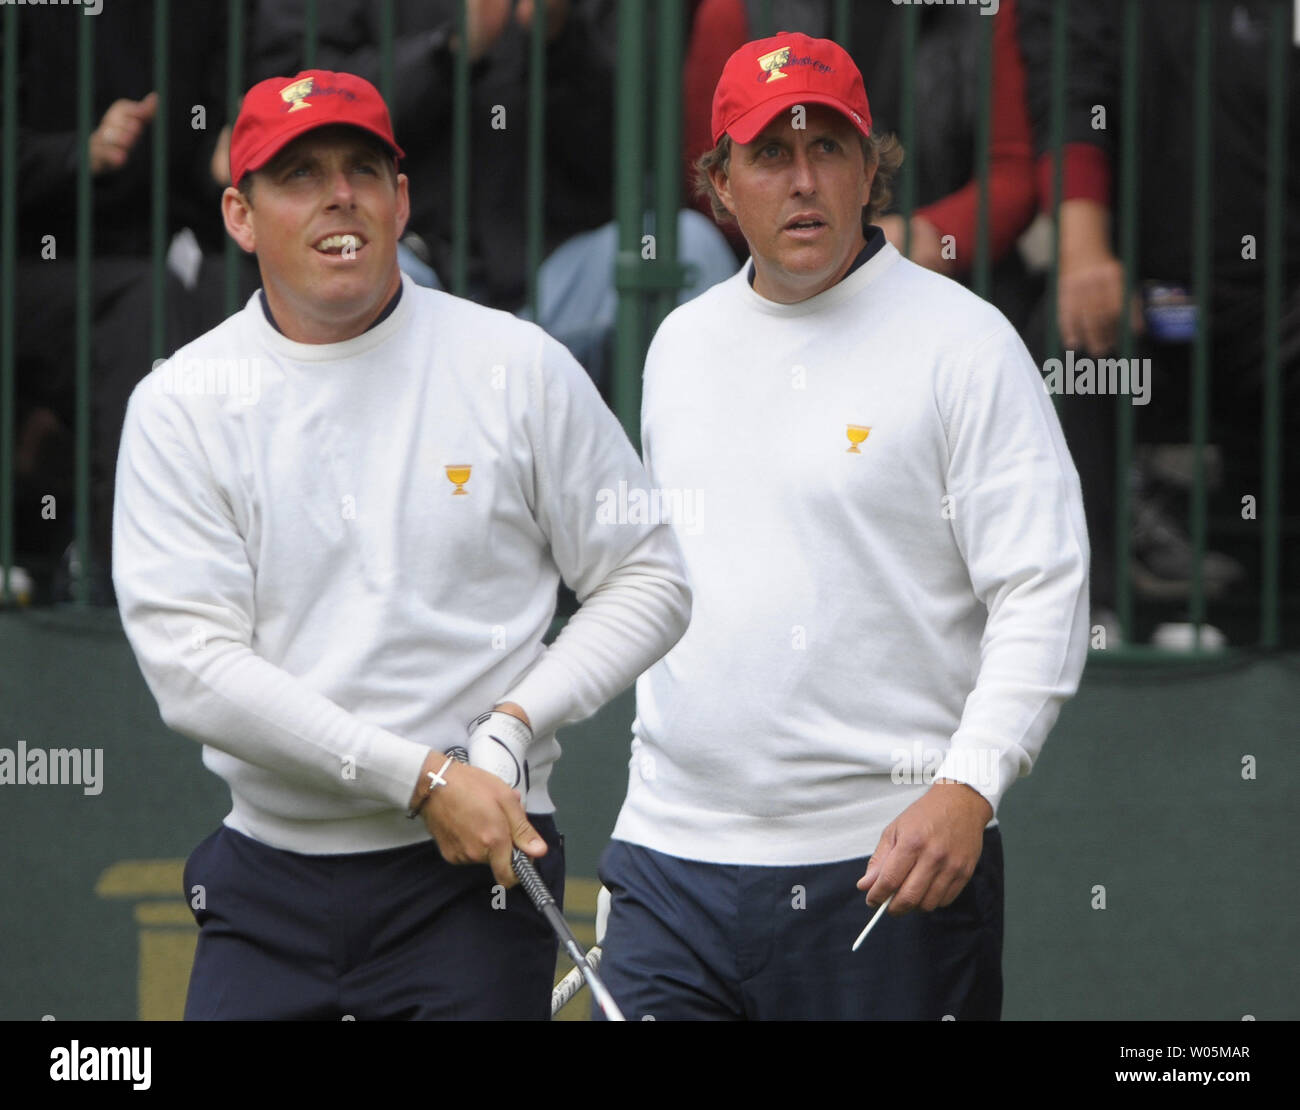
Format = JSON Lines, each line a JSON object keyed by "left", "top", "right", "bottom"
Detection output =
{"left": 711, "top": 32, "right": 872, "bottom": 146}
{"left": 757, "top": 46, "right": 792, "bottom": 82}
{"left": 280, "top": 76, "right": 315, "bottom": 112}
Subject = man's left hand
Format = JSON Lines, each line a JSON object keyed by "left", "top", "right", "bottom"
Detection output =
{"left": 856, "top": 779, "right": 993, "bottom": 915}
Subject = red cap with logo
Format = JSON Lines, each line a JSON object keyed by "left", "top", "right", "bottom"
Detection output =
{"left": 229, "top": 69, "right": 405, "bottom": 187}
{"left": 711, "top": 32, "right": 872, "bottom": 146}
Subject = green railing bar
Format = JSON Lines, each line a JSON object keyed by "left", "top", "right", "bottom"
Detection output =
{"left": 1113, "top": 0, "right": 1141, "bottom": 644}
{"left": 652, "top": 0, "right": 684, "bottom": 334}
{"left": 1188, "top": 0, "right": 1213, "bottom": 643}
{"left": 1044, "top": 0, "right": 1065, "bottom": 362}
{"left": 1259, "top": 0, "right": 1287, "bottom": 649}
{"left": 75, "top": 13, "right": 94, "bottom": 607}
{"left": 224, "top": 0, "right": 245, "bottom": 319}
{"left": 754, "top": 0, "right": 772, "bottom": 38}
{"left": 525, "top": 0, "right": 547, "bottom": 323}
{"left": 303, "top": 0, "right": 318, "bottom": 70}
{"left": 832, "top": 0, "right": 850, "bottom": 47}
{"left": 972, "top": 7, "right": 992, "bottom": 301}
{"left": 613, "top": 0, "right": 646, "bottom": 447}
{"left": 1080, "top": 644, "right": 1250, "bottom": 668}
{"left": 0, "top": 5, "right": 15, "bottom": 604}
{"left": 899, "top": 1, "right": 917, "bottom": 258}
{"left": 379, "top": 0, "right": 395, "bottom": 105}
{"left": 451, "top": 0, "right": 469, "bottom": 296}
{"left": 152, "top": 0, "right": 169, "bottom": 364}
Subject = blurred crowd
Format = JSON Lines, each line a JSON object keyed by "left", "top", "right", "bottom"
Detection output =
{"left": 5, "top": 0, "right": 1298, "bottom": 645}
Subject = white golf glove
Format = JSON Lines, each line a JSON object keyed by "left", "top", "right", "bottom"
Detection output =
{"left": 467, "top": 709, "right": 532, "bottom": 791}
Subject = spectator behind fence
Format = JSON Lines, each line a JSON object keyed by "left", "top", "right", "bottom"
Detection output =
{"left": 246, "top": 0, "right": 736, "bottom": 390}
{"left": 1018, "top": 0, "right": 1298, "bottom": 635}
{"left": 4, "top": 0, "right": 230, "bottom": 604}
{"left": 682, "top": 0, "right": 1041, "bottom": 332}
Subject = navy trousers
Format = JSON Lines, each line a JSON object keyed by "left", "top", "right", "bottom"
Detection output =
{"left": 595, "top": 827, "right": 1003, "bottom": 1021}
{"left": 182, "top": 818, "right": 563, "bottom": 1020}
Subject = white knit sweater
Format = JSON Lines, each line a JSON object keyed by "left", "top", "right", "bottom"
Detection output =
{"left": 114, "top": 276, "right": 690, "bottom": 854}
{"left": 612, "top": 244, "right": 1090, "bottom": 865}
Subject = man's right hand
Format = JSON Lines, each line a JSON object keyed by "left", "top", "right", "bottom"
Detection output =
{"left": 412, "top": 752, "right": 546, "bottom": 888}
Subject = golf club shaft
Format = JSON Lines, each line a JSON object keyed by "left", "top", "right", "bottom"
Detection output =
{"left": 444, "top": 747, "right": 625, "bottom": 1020}
{"left": 512, "top": 847, "right": 626, "bottom": 1021}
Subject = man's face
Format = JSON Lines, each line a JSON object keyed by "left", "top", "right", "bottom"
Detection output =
{"left": 712, "top": 104, "right": 874, "bottom": 304}
{"left": 222, "top": 125, "right": 409, "bottom": 342}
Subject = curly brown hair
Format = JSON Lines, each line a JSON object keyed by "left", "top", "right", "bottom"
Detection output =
{"left": 694, "top": 129, "right": 904, "bottom": 236}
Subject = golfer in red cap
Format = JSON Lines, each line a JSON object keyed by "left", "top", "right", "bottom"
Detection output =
{"left": 595, "top": 33, "right": 1089, "bottom": 1020}
{"left": 112, "top": 70, "right": 690, "bottom": 1019}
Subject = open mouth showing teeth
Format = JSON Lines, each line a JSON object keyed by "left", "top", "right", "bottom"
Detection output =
{"left": 788, "top": 220, "right": 824, "bottom": 230}
{"left": 314, "top": 234, "right": 365, "bottom": 254}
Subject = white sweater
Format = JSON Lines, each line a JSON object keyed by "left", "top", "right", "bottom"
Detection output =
{"left": 113, "top": 275, "right": 690, "bottom": 854}
{"left": 612, "top": 244, "right": 1090, "bottom": 865}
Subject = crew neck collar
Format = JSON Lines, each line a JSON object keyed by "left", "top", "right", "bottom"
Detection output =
{"left": 259, "top": 279, "right": 403, "bottom": 337}
{"left": 746, "top": 223, "right": 886, "bottom": 293}
{"left": 249, "top": 273, "right": 413, "bottom": 361}
{"left": 740, "top": 229, "right": 899, "bottom": 316}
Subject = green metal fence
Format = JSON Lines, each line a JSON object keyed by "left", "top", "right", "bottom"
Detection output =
{"left": 0, "top": 0, "right": 1293, "bottom": 661}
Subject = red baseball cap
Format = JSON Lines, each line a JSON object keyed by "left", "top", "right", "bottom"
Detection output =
{"left": 711, "top": 32, "right": 871, "bottom": 146}
{"left": 229, "top": 69, "right": 405, "bottom": 187}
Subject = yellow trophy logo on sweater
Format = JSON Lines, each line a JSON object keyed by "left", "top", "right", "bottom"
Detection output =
{"left": 846, "top": 425, "right": 870, "bottom": 453}
{"left": 445, "top": 464, "right": 472, "bottom": 495}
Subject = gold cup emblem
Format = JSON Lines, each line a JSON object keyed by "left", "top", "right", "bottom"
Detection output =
{"left": 757, "top": 47, "right": 791, "bottom": 83}
{"left": 846, "top": 425, "right": 871, "bottom": 453}
{"left": 280, "top": 77, "right": 315, "bottom": 112}
{"left": 445, "top": 464, "right": 472, "bottom": 495}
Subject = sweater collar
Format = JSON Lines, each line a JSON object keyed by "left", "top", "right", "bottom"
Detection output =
{"left": 739, "top": 227, "right": 900, "bottom": 316}
{"left": 247, "top": 273, "right": 414, "bottom": 362}
{"left": 259, "top": 280, "right": 404, "bottom": 336}
{"left": 746, "top": 223, "right": 887, "bottom": 291}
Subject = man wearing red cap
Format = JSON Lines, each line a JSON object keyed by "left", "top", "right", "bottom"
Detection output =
{"left": 597, "top": 33, "right": 1089, "bottom": 1019}
{"left": 112, "top": 70, "right": 690, "bottom": 1019}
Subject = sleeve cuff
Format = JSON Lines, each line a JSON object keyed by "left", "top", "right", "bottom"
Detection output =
{"left": 366, "top": 728, "right": 441, "bottom": 810}
{"left": 934, "top": 740, "right": 1028, "bottom": 817}
{"left": 1036, "top": 143, "right": 1112, "bottom": 210}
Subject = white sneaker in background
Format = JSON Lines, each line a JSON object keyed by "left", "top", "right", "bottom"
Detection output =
{"left": 1, "top": 565, "right": 33, "bottom": 607}
{"left": 1151, "top": 622, "right": 1228, "bottom": 651}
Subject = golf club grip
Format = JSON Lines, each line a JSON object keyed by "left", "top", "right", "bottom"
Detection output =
{"left": 511, "top": 847, "right": 556, "bottom": 911}
{"left": 446, "top": 748, "right": 623, "bottom": 1018}
{"left": 508, "top": 825, "right": 625, "bottom": 1020}
{"left": 550, "top": 946, "right": 602, "bottom": 1015}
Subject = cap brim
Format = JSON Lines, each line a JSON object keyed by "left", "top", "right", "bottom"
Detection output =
{"left": 238, "top": 119, "right": 405, "bottom": 184}
{"left": 721, "top": 92, "right": 871, "bottom": 145}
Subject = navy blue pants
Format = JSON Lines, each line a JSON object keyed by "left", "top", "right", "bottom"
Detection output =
{"left": 182, "top": 819, "right": 563, "bottom": 1020}
{"left": 595, "top": 828, "right": 1003, "bottom": 1021}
